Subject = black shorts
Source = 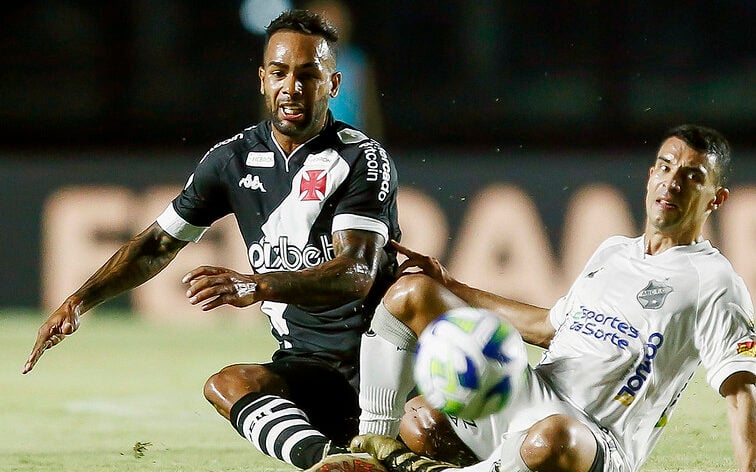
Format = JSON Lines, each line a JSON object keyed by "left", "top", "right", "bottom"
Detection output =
{"left": 264, "top": 355, "right": 360, "bottom": 446}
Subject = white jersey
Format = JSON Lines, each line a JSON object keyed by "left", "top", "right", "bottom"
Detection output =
{"left": 536, "top": 235, "right": 756, "bottom": 470}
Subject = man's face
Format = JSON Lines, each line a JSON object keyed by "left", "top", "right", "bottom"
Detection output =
{"left": 259, "top": 31, "right": 340, "bottom": 143}
{"left": 645, "top": 137, "right": 725, "bottom": 237}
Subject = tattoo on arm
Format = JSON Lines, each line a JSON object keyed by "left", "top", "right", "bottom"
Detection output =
{"left": 73, "top": 223, "right": 188, "bottom": 313}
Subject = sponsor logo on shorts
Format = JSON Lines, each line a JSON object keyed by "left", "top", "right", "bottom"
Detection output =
{"left": 614, "top": 332, "right": 664, "bottom": 406}
{"left": 636, "top": 280, "right": 673, "bottom": 309}
{"left": 737, "top": 340, "right": 756, "bottom": 357}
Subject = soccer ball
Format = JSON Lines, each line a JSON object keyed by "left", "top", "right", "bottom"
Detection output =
{"left": 413, "top": 307, "right": 527, "bottom": 420}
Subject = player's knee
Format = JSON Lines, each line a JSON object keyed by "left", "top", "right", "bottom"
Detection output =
{"left": 399, "top": 396, "right": 477, "bottom": 466}
{"left": 383, "top": 273, "right": 443, "bottom": 325}
{"left": 203, "top": 364, "right": 270, "bottom": 406}
{"left": 521, "top": 415, "right": 596, "bottom": 472}
{"left": 204, "top": 366, "right": 233, "bottom": 405}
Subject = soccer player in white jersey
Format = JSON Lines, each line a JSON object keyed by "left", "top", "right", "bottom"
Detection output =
{"left": 308, "top": 124, "right": 756, "bottom": 472}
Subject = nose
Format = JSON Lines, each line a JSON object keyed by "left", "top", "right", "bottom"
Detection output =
{"left": 664, "top": 171, "right": 682, "bottom": 193}
{"left": 282, "top": 73, "right": 302, "bottom": 97}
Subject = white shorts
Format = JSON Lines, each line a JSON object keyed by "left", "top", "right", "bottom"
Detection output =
{"left": 448, "top": 368, "right": 632, "bottom": 472}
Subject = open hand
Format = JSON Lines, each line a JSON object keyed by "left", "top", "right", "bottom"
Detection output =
{"left": 391, "top": 240, "right": 457, "bottom": 287}
{"left": 23, "top": 300, "right": 81, "bottom": 374}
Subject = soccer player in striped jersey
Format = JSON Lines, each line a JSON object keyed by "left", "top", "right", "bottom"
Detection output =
{"left": 23, "top": 9, "right": 400, "bottom": 470}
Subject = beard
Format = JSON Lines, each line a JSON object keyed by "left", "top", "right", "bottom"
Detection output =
{"left": 267, "top": 94, "right": 330, "bottom": 141}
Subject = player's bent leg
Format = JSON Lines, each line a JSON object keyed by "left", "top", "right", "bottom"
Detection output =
{"left": 359, "top": 302, "right": 417, "bottom": 436}
{"left": 359, "top": 275, "right": 467, "bottom": 437}
{"left": 520, "top": 414, "right": 599, "bottom": 472}
{"left": 204, "top": 363, "right": 287, "bottom": 419}
{"left": 205, "top": 361, "right": 354, "bottom": 469}
{"left": 382, "top": 273, "right": 467, "bottom": 336}
{"left": 355, "top": 416, "right": 603, "bottom": 472}
{"left": 399, "top": 395, "right": 478, "bottom": 466}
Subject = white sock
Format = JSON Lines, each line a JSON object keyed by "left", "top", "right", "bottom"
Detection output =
{"left": 359, "top": 302, "right": 417, "bottom": 437}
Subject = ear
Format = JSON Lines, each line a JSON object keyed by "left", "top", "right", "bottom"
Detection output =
{"left": 710, "top": 187, "right": 730, "bottom": 211}
{"left": 258, "top": 66, "right": 265, "bottom": 95}
{"left": 329, "top": 71, "right": 342, "bottom": 98}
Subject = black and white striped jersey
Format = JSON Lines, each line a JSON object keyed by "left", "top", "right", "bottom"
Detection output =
{"left": 157, "top": 113, "right": 400, "bottom": 374}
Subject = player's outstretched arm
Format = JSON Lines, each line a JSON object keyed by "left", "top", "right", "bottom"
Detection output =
{"left": 22, "top": 222, "right": 188, "bottom": 374}
{"left": 722, "top": 371, "right": 756, "bottom": 471}
{"left": 391, "top": 240, "right": 554, "bottom": 348}
{"left": 184, "top": 228, "right": 385, "bottom": 312}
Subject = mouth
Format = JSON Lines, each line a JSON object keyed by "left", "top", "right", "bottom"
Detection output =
{"left": 278, "top": 103, "right": 305, "bottom": 122}
{"left": 656, "top": 197, "right": 678, "bottom": 210}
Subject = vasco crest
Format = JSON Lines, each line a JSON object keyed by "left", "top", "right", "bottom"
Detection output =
{"left": 636, "top": 280, "right": 673, "bottom": 309}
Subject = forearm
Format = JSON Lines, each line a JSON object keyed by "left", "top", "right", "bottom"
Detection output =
{"left": 255, "top": 256, "right": 376, "bottom": 309}
{"left": 728, "top": 390, "right": 756, "bottom": 471}
{"left": 252, "top": 229, "right": 385, "bottom": 309}
{"left": 724, "top": 374, "right": 756, "bottom": 472}
{"left": 69, "top": 223, "right": 186, "bottom": 314}
{"left": 444, "top": 280, "right": 553, "bottom": 348}
{"left": 731, "top": 421, "right": 756, "bottom": 471}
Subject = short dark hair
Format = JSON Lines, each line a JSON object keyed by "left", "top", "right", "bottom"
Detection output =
{"left": 662, "top": 124, "right": 732, "bottom": 186}
{"left": 265, "top": 9, "right": 339, "bottom": 58}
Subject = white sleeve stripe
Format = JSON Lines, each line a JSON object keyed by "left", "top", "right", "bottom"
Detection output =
{"left": 155, "top": 204, "right": 209, "bottom": 243}
{"left": 332, "top": 214, "right": 389, "bottom": 245}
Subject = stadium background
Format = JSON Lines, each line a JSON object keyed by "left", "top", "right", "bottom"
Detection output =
{"left": 1, "top": 1, "right": 754, "bottom": 312}
{"left": 0, "top": 3, "right": 754, "bottom": 471}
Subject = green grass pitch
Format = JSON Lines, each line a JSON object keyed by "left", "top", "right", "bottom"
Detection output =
{"left": 0, "top": 311, "right": 736, "bottom": 471}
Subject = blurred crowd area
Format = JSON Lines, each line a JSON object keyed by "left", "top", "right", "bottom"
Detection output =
{"left": 0, "top": 1, "right": 754, "bottom": 151}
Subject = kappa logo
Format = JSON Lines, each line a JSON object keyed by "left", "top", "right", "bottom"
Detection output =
{"left": 300, "top": 170, "right": 327, "bottom": 201}
{"left": 239, "top": 174, "right": 266, "bottom": 192}
{"left": 636, "top": 280, "right": 673, "bottom": 309}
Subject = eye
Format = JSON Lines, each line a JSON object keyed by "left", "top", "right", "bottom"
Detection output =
{"left": 687, "top": 172, "right": 704, "bottom": 183}
{"left": 297, "top": 72, "right": 319, "bottom": 81}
